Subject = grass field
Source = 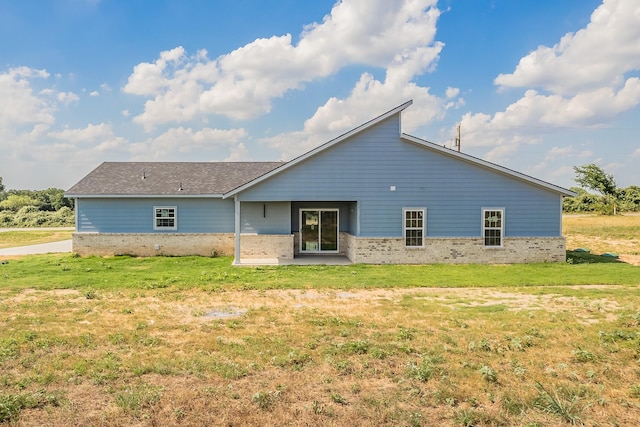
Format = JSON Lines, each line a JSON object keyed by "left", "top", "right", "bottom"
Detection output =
{"left": 564, "top": 214, "right": 640, "bottom": 263}
{"left": 0, "top": 229, "right": 73, "bottom": 249}
{"left": 0, "top": 217, "right": 639, "bottom": 426}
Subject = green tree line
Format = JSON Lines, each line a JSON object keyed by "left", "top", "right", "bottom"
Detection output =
{"left": 563, "top": 164, "right": 640, "bottom": 214}
{"left": 0, "top": 177, "right": 75, "bottom": 227}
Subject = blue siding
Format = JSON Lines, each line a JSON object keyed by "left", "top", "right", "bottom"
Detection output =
{"left": 240, "top": 202, "right": 291, "bottom": 234}
{"left": 237, "top": 114, "right": 562, "bottom": 237}
{"left": 77, "top": 198, "right": 234, "bottom": 233}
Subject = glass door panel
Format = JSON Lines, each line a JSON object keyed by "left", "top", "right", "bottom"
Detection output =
{"left": 300, "top": 209, "right": 339, "bottom": 253}
{"left": 320, "top": 210, "right": 338, "bottom": 251}
{"left": 301, "top": 210, "right": 319, "bottom": 252}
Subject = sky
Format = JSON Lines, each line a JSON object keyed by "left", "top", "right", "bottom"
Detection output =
{"left": 1, "top": 0, "right": 639, "bottom": 191}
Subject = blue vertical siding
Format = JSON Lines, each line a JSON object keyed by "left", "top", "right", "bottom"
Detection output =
{"left": 77, "top": 198, "right": 235, "bottom": 233}
{"left": 236, "top": 114, "right": 563, "bottom": 237}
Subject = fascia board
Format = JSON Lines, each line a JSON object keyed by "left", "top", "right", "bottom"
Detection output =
{"left": 64, "top": 194, "right": 225, "bottom": 199}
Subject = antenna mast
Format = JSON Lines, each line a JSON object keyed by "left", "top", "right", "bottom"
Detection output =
{"left": 454, "top": 124, "right": 461, "bottom": 152}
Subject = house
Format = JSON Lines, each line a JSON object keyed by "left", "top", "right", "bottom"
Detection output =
{"left": 65, "top": 101, "right": 575, "bottom": 264}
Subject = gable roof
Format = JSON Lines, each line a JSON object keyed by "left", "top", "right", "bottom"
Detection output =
{"left": 66, "top": 101, "right": 575, "bottom": 199}
{"left": 222, "top": 100, "right": 414, "bottom": 197}
{"left": 65, "top": 161, "right": 284, "bottom": 197}
{"left": 224, "top": 100, "right": 574, "bottom": 198}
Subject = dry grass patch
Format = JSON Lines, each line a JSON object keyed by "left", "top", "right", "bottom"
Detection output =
{"left": 1, "top": 285, "right": 640, "bottom": 426}
{"left": 564, "top": 214, "right": 640, "bottom": 259}
{"left": 1, "top": 215, "right": 638, "bottom": 425}
{"left": 0, "top": 230, "right": 73, "bottom": 249}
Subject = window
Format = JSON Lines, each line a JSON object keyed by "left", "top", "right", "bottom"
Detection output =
{"left": 154, "top": 206, "right": 177, "bottom": 230}
{"left": 483, "top": 209, "right": 504, "bottom": 247}
{"left": 404, "top": 208, "right": 425, "bottom": 247}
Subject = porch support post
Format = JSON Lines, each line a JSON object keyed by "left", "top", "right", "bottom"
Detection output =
{"left": 234, "top": 196, "right": 241, "bottom": 265}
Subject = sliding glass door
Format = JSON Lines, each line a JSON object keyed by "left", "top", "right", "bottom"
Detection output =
{"left": 300, "top": 209, "right": 338, "bottom": 253}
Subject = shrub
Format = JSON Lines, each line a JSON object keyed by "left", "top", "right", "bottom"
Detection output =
{"left": 0, "top": 207, "right": 74, "bottom": 227}
{"left": 0, "top": 195, "right": 40, "bottom": 212}
{"left": 480, "top": 365, "right": 498, "bottom": 383}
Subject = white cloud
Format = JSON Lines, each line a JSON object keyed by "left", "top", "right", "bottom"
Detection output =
{"left": 532, "top": 146, "right": 577, "bottom": 173}
{"left": 548, "top": 165, "right": 575, "bottom": 181}
{"left": 48, "top": 123, "right": 114, "bottom": 143}
{"left": 445, "top": 87, "right": 460, "bottom": 99}
{"left": 128, "top": 126, "right": 248, "bottom": 160}
{"left": 0, "top": 67, "right": 55, "bottom": 128}
{"left": 56, "top": 91, "right": 80, "bottom": 104}
{"left": 89, "top": 91, "right": 99, "bottom": 96}
{"left": 460, "top": 0, "right": 640, "bottom": 168}
{"left": 124, "top": 46, "right": 189, "bottom": 96}
{"left": 154, "top": 126, "right": 247, "bottom": 151}
{"left": 123, "top": 0, "right": 443, "bottom": 130}
{"left": 495, "top": 0, "right": 640, "bottom": 95}
{"left": 225, "top": 142, "right": 251, "bottom": 161}
{"left": 545, "top": 146, "right": 574, "bottom": 161}
{"left": 462, "top": 79, "right": 640, "bottom": 147}
{"left": 261, "top": 70, "right": 456, "bottom": 160}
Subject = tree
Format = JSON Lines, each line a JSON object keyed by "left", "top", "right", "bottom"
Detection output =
{"left": 573, "top": 164, "right": 618, "bottom": 214}
{"left": 618, "top": 185, "right": 640, "bottom": 212}
{"left": 0, "top": 194, "right": 40, "bottom": 212}
{"left": 0, "top": 176, "right": 4, "bottom": 193}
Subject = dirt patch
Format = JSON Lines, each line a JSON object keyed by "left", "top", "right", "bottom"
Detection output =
{"left": 619, "top": 254, "right": 640, "bottom": 265}
{"left": 144, "top": 287, "right": 626, "bottom": 327}
{"left": 9, "top": 288, "right": 80, "bottom": 303}
{"left": 202, "top": 307, "right": 248, "bottom": 319}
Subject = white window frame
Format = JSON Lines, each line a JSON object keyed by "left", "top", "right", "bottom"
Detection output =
{"left": 403, "top": 208, "right": 426, "bottom": 248}
{"left": 154, "top": 206, "right": 177, "bottom": 231}
{"left": 482, "top": 208, "right": 504, "bottom": 247}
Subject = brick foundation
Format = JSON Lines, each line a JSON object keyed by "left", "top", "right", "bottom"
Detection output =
{"left": 73, "top": 233, "right": 294, "bottom": 259}
{"left": 72, "top": 233, "right": 235, "bottom": 257}
{"left": 73, "top": 232, "right": 565, "bottom": 264}
{"left": 240, "top": 234, "right": 294, "bottom": 259}
{"left": 346, "top": 235, "right": 566, "bottom": 264}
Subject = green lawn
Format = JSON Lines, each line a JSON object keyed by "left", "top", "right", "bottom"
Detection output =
{"left": 0, "top": 218, "right": 639, "bottom": 426}
{"left": 1, "top": 253, "right": 638, "bottom": 292}
{"left": 0, "top": 263, "right": 638, "bottom": 426}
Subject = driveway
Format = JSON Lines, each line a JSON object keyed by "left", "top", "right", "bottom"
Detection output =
{"left": 0, "top": 236, "right": 72, "bottom": 256}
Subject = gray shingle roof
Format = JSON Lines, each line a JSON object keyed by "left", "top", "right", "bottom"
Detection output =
{"left": 65, "top": 162, "right": 285, "bottom": 196}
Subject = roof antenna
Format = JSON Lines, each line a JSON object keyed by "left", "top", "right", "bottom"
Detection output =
{"left": 142, "top": 170, "right": 146, "bottom": 179}
{"left": 178, "top": 182, "right": 183, "bottom": 191}
{"left": 453, "top": 124, "right": 461, "bottom": 152}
